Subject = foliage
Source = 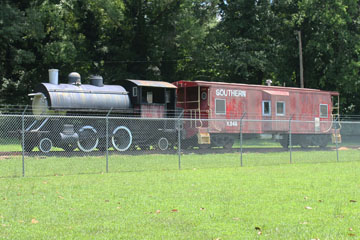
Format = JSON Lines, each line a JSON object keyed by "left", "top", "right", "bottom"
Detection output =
{"left": 1, "top": 0, "right": 360, "bottom": 114}
{"left": 271, "top": 0, "right": 360, "bottom": 113}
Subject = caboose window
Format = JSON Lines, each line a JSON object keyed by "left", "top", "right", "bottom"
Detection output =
{"left": 320, "top": 104, "right": 328, "bottom": 118}
{"left": 276, "top": 101, "right": 285, "bottom": 116}
{"left": 262, "top": 101, "right": 271, "bottom": 116}
{"left": 215, "top": 99, "right": 226, "bottom": 115}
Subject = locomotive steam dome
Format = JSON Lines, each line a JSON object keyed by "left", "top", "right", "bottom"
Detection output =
{"left": 68, "top": 72, "right": 81, "bottom": 84}
{"left": 30, "top": 71, "right": 131, "bottom": 115}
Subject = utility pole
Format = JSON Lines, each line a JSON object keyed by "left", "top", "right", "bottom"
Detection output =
{"left": 298, "top": 30, "right": 304, "bottom": 88}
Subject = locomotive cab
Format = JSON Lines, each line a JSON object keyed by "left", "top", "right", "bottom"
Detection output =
{"left": 121, "top": 79, "right": 177, "bottom": 119}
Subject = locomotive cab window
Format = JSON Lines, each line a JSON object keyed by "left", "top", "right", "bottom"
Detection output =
{"left": 262, "top": 101, "right": 271, "bottom": 116}
{"left": 215, "top": 99, "right": 226, "bottom": 115}
{"left": 141, "top": 87, "right": 167, "bottom": 104}
{"left": 147, "top": 92, "right": 153, "bottom": 104}
{"left": 165, "top": 90, "right": 171, "bottom": 103}
{"left": 320, "top": 104, "right": 328, "bottom": 118}
{"left": 276, "top": 101, "right": 285, "bottom": 116}
{"left": 132, "top": 87, "right": 138, "bottom": 97}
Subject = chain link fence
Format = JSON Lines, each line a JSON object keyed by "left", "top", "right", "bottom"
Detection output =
{"left": 0, "top": 112, "right": 359, "bottom": 177}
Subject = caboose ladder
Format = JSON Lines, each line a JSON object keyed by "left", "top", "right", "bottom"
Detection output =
{"left": 331, "top": 95, "right": 341, "bottom": 143}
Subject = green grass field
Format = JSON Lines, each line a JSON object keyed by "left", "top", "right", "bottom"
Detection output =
{"left": 0, "top": 150, "right": 359, "bottom": 239}
{"left": 0, "top": 148, "right": 358, "bottom": 177}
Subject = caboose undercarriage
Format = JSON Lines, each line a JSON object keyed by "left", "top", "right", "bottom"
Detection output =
{"left": 180, "top": 132, "right": 333, "bottom": 150}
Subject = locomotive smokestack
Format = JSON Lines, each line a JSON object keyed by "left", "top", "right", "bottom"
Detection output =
{"left": 49, "top": 69, "right": 59, "bottom": 85}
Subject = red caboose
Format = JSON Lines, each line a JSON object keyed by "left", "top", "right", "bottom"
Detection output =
{"left": 174, "top": 80, "right": 340, "bottom": 148}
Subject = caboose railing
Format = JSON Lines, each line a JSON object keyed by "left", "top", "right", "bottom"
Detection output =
{"left": 177, "top": 85, "right": 204, "bottom": 128}
{"left": 187, "top": 109, "right": 203, "bottom": 128}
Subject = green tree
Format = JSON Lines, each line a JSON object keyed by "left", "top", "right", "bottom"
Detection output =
{"left": 117, "top": 0, "right": 217, "bottom": 82}
{"left": 271, "top": 0, "right": 360, "bottom": 114}
{"left": 198, "top": 0, "right": 275, "bottom": 84}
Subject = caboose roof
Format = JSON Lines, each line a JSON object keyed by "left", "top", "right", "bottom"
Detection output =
{"left": 125, "top": 79, "right": 177, "bottom": 89}
{"left": 175, "top": 80, "right": 339, "bottom": 96}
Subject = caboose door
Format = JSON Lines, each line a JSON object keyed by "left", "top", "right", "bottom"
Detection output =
{"left": 200, "top": 87, "right": 209, "bottom": 127}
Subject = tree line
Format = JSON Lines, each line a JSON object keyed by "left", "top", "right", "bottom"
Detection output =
{"left": 1, "top": 0, "right": 360, "bottom": 114}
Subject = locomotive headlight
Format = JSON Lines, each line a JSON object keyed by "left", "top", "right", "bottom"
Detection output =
{"left": 29, "top": 92, "right": 49, "bottom": 117}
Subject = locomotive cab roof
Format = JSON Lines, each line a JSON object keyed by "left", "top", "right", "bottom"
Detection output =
{"left": 124, "top": 79, "right": 177, "bottom": 89}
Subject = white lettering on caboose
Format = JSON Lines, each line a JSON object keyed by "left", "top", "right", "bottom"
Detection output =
{"left": 216, "top": 89, "right": 246, "bottom": 97}
{"left": 227, "top": 121, "right": 238, "bottom": 127}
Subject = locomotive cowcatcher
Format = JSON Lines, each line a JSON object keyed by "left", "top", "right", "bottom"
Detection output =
{"left": 25, "top": 69, "right": 178, "bottom": 152}
{"left": 174, "top": 80, "right": 340, "bottom": 149}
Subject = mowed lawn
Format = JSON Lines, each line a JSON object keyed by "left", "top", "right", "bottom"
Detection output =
{"left": 0, "top": 154, "right": 359, "bottom": 239}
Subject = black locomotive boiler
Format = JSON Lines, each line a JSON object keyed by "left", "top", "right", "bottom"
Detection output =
{"left": 25, "top": 69, "right": 178, "bottom": 152}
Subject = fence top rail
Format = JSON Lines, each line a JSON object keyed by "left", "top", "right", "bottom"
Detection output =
{"left": 2, "top": 113, "right": 358, "bottom": 124}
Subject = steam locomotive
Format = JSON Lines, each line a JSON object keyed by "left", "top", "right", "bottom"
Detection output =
{"left": 26, "top": 69, "right": 178, "bottom": 152}
{"left": 25, "top": 69, "right": 340, "bottom": 152}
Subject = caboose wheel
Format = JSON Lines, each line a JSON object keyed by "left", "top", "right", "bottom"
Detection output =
{"left": 317, "top": 135, "right": 330, "bottom": 148}
{"left": 223, "top": 137, "right": 235, "bottom": 149}
{"left": 299, "top": 143, "right": 309, "bottom": 148}
{"left": 39, "top": 138, "right": 53, "bottom": 153}
{"left": 279, "top": 135, "right": 289, "bottom": 149}
{"left": 112, "top": 126, "right": 132, "bottom": 151}
{"left": 157, "top": 137, "right": 169, "bottom": 151}
{"left": 77, "top": 126, "right": 99, "bottom": 152}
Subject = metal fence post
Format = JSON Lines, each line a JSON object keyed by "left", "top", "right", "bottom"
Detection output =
{"left": 239, "top": 112, "right": 246, "bottom": 167}
{"left": 335, "top": 117, "right": 339, "bottom": 162}
{"left": 21, "top": 105, "right": 28, "bottom": 177}
{"left": 105, "top": 108, "right": 112, "bottom": 173}
{"left": 289, "top": 115, "right": 293, "bottom": 164}
{"left": 177, "top": 117, "right": 181, "bottom": 170}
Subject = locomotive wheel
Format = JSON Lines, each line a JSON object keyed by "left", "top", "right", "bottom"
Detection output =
{"left": 77, "top": 126, "right": 99, "bottom": 152}
{"left": 39, "top": 138, "right": 53, "bottom": 153}
{"left": 23, "top": 141, "right": 36, "bottom": 152}
{"left": 62, "top": 144, "right": 76, "bottom": 152}
{"left": 112, "top": 126, "right": 132, "bottom": 151}
{"left": 138, "top": 145, "right": 150, "bottom": 150}
{"left": 97, "top": 138, "right": 110, "bottom": 152}
{"left": 157, "top": 137, "right": 169, "bottom": 151}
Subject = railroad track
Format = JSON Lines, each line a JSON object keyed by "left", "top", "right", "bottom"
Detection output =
{"left": 1, "top": 146, "right": 356, "bottom": 158}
